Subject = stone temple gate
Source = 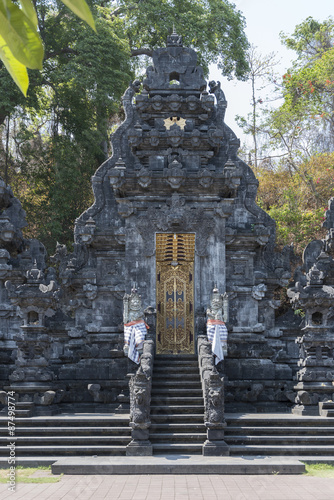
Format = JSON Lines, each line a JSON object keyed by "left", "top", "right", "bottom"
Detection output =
{"left": 2, "top": 32, "right": 334, "bottom": 447}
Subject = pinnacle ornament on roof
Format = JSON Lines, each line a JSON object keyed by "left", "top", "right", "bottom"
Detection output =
{"left": 167, "top": 27, "right": 183, "bottom": 47}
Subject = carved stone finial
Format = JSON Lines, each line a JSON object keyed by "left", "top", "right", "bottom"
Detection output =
{"left": 26, "top": 260, "right": 44, "bottom": 283}
{"left": 307, "top": 263, "right": 325, "bottom": 286}
{"left": 167, "top": 29, "right": 183, "bottom": 47}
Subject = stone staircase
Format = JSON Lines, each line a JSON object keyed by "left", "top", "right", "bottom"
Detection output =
{"left": 149, "top": 354, "right": 206, "bottom": 455}
{"left": 2, "top": 356, "right": 334, "bottom": 461}
{"left": 225, "top": 414, "right": 334, "bottom": 456}
{"left": 0, "top": 415, "right": 131, "bottom": 459}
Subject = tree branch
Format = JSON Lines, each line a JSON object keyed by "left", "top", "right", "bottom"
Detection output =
{"left": 45, "top": 48, "right": 78, "bottom": 59}
{"left": 131, "top": 48, "right": 153, "bottom": 57}
{"left": 111, "top": 3, "right": 140, "bottom": 18}
{"left": 110, "top": 6, "right": 123, "bottom": 17}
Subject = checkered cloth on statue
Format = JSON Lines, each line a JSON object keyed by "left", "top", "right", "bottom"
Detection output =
{"left": 124, "top": 320, "right": 148, "bottom": 364}
{"left": 207, "top": 319, "right": 228, "bottom": 364}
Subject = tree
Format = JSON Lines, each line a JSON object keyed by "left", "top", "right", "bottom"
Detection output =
{"left": 256, "top": 17, "right": 334, "bottom": 215}
{"left": 276, "top": 17, "right": 334, "bottom": 151}
{"left": 1, "top": 0, "right": 250, "bottom": 252}
{"left": 236, "top": 45, "right": 278, "bottom": 168}
{"left": 255, "top": 153, "right": 334, "bottom": 254}
{"left": 245, "top": 18, "right": 334, "bottom": 254}
{"left": 117, "top": 0, "right": 249, "bottom": 79}
{"left": 2, "top": 3, "right": 133, "bottom": 250}
{"left": 1, "top": 0, "right": 250, "bottom": 95}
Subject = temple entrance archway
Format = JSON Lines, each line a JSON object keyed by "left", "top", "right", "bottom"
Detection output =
{"left": 156, "top": 233, "right": 195, "bottom": 354}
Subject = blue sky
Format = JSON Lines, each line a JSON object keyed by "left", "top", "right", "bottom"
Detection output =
{"left": 209, "top": 0, "right": 334, "bottom": 146}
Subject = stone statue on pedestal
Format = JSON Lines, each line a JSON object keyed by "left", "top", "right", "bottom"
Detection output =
{"left": 206, "top": 287, "right": 228, "bottom": 364}
{"left": 123, "top": 287, "right": 148, "bottom": 363}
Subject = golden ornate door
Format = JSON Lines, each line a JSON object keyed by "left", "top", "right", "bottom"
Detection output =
{"left": 156, "top": 233, "right": 195, "bottom": 354}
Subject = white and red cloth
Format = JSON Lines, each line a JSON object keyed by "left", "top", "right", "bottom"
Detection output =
{"left": 207, "top": 319, "right": 228, "bottom": 364}
{"left": 124, "top": 320, "right": 148, "bottom": 364}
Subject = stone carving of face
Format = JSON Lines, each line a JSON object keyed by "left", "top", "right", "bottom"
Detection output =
{"left": 166, "top": 161, "right": 184, "bottom": 190}
{"left": 130, "top": 294, "right": 141, "bottom": 312}
{"left": 199, "top": 169, "right": 213, "bottom": 188}
{"left": 211, "top": 295, "right": 222, "bottom": 312}
{"left": 151, "top": 95, "right": 163, "bottom": 111}
{"left": 187, "top": 96, "right": 198, "bottom": 111}
{"left": 168, "top": 96, "right": 181, "bottom": 112}
{"left": 138, "top": 168, "right": 152, "bottom": 188}
{"left": 168, "top": 175, "right": 182, "bottom": 189}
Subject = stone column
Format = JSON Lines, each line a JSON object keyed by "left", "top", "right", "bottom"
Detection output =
{"left": 288, "top": 263, "right": 334, "bottom": 415}
{"left": 5, "top": 263, "right": 60, "bottom": 416}
{"left": 126, "top": 339, "right": 154, "bottom": 456}
{"left": 198, "top": 336, "right": 229, "bottom": 456}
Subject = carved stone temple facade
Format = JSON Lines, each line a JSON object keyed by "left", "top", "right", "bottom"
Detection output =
{"left": 1, "top": 33, "right": 334, "bottom": 419}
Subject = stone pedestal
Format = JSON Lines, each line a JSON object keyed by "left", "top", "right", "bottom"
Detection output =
{"left": 203, "top": 439, "right": 230, "bottom": 456}
{"left": 203, "top": 426, "right": 229, "bottom": 456}
{"left": 126, "top": 439, "right": 153, "bottom": 456}
{"left": 126, "top": 427, "right": 152, "bottom": 455}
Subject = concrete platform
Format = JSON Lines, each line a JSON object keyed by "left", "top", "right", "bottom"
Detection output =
{"left": 51, "top": 454, "right": 305, "bottom": 475}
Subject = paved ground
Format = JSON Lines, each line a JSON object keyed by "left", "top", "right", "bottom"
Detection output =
{"left": 2, "top": 473, "right": 334, "bottom": 500}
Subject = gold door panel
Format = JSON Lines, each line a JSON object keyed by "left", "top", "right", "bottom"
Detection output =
{"left": 156, "top": 233, "right": 195, "bottom": 354}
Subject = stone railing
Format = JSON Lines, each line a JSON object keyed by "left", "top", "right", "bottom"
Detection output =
{"left": 126, "top": 338, "right": 155, "bottom": 456}
{"left": 197, "top": 335, "right": 229, "bottom": 456}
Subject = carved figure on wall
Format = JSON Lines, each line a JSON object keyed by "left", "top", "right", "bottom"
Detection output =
{"left": 129, "top": 368, "right": 151, "bottom": 429}
{"left": 165, "top": 159, "right": 185, "bottom": 190}
{"left": 206, "top": 286, "right": 228, "bottom": 364}
{"left": 205, "top": 371, "right": 225, "bottom": 426}
{"left": 208, "top": 80, "right": 227, "bottom": 120}
{"left": 123, "top": 287, "right": 148, "bottom": 363}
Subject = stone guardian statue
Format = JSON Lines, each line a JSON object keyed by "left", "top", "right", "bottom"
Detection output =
{"left": 206, "top": 286, "right": 228, "bottom": 364}
{"left": 123, "top": 287, "right": 148, "bottom": 363}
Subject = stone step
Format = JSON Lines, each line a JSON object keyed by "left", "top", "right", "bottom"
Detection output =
{"left": 151, "top": 388, "right": 203, "bottom": 396}
{"left": 319, "top": 402, "right": 334, "bottom": 417}
{"left": 0, "top": 416, "right": 130, "bottom": 427}
{"left": 152, "top": 380, "right": 201, "bottom": 388}
{"left": 151, "top": 405, "right": 204, "bottom": 415}
{"left": 225, "top": 435, "right": 334, "bottom": 445}
{"left": 51, "top": 456, "right": 305, "bottom": 475}
{"left": 154, "top": 355, "right": 197, "bottom": 361}
{"left": 153, "top": 373, "right": 201, "bottom": 380}
{"left": 321, "top": 410, "right": 334, "bottom": 417}
{"left": 225, "top": 415, "right": 334, "bottom": 427}
{"left": 13, "top": 410, "right": 33, "bottom": 418}
{"left": 152, "top": 443, "right": 202, "bottom": 454}
{"left": 154, "top": 361, "right": 199, "bottom": 368}
{"left": 228, "top": 444, "right": 334, "bottom": 456}
{"left": 150, "top": 414, "right": 204, "bottom": 424}
{"left": 149, "top": 432, "right": 206, "bottom": 442}
{"left": 151, "top": 397, "right": 204, "bottom": 405}
{"left": 225, "top": 426, "right": 334, "bottom": 436}
{"left": 153, "top": 365, "right": 199, "bottom": 373}
{"left": 7, "top": 402, "right": 35, "bottom": 418}
{"left": 150, "top": 423, "right": 206, "bottom": 432}
{"left": 0, "top": 435, "right": 131, "bottom": 445}
{"left": 0, "top": 445, "right": 127, "bottom": 456}
{"left": 0, "top": 426, "right": 131, "bottom": 436}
